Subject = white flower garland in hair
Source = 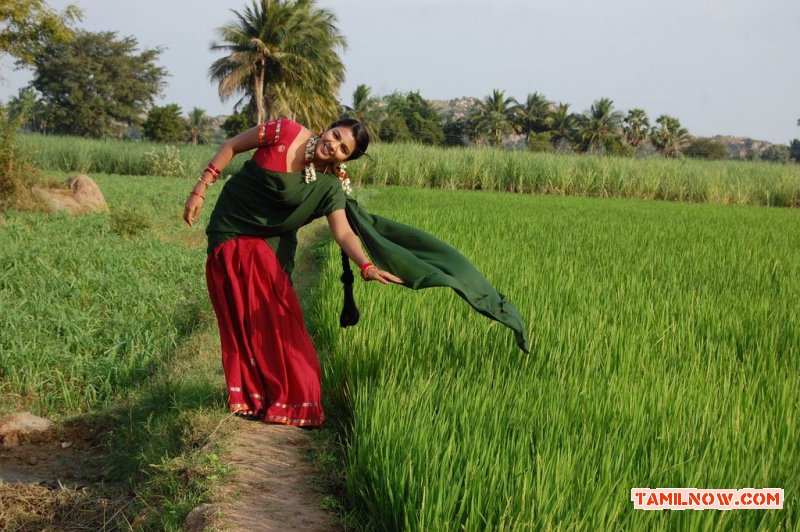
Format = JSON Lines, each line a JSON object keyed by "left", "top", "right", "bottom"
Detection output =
{"left": 304, "top": 135, "right": 319, "bottom": 184}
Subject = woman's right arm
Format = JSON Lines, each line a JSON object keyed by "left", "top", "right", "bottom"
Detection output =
{"left": 183, "top": 126, "right": 262, "bottom": 227}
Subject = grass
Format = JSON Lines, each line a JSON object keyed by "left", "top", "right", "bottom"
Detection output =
{"left": 19, "top": 133, "right": 800, "bottom": 207}
{"left": 306, "top": 187, "right": 799, "bottom": 530}
{"left": 0, "top": 172, "right": 232, "bottom": 528}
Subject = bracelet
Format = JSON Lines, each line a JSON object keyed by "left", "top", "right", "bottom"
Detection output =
{"left": 198, "top": 175, "right": 214, "bottom": 187}
{"left": 190, "top": 191, "right": 205, "bottom": 200}
{"left": 360, "top": 262, "right": 377, "bottom": 280}
{"left": 207, "top": 162, "right": 221, "bottom": 177}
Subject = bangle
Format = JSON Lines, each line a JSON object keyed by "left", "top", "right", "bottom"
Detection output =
{"left": 207, "top": 162, "right": 221, "bottom": 177}
{"left": 360, "top": 262, "right": 377, "bottom": 280}
{"left": 190, "top": 191, "right": 205, "bottom": 200}
{"left": 198, "top": 176, "right": 214, "bottom": 187}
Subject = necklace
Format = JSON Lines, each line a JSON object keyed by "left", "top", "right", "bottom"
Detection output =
{"left": 303, "top": 135, "right": 319, "bottom": 184}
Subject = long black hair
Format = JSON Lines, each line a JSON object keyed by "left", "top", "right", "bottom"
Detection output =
{"left": 328, "top": 118, "right": 370, "bottom": 160}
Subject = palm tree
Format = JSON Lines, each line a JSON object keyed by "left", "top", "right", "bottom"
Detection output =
{"left": 650, "top": 115, "right": 690, "bottom": 158}
{"left": 548, "top": 102, "right": 575, "bottom": 150}
{"left": 209, "top": 0, "right": 346, "bottom": 131}
{"left": 576, "top": 97, "right": 624, "bottom": 154}
{"left": 623, "top": 108, "right": 650, "bottom": 148}
{"left": 341, "top": 84, "right": 382, "bottom": 140}
{"left": 468, "top": 89, "right": 518, "bottom": 147}
{"left": 515, "top": 92, "right": 551, "bottom": 142}
{"left": 186, "top": 107, "right": 213, "bottom": 145}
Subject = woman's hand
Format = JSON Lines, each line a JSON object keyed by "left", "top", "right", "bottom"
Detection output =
{"left": 362, "top": 265, "right": 403, "bottom": 286}
{"left": 183, "top": 191, "right": 204, "bottom": 227}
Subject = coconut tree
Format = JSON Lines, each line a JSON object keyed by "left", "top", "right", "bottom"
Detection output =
{"left": 548, "top": 102, "right": 576, "bottom": 150}
{"left": 186, "top": 107, "right": 213, "bottom": 145}
{"left": 515, "top": 92, "right": 551, "bottom": 142}
{"left": 340, "top": 84, "right": 382, "bottom": 140}
{"left": 208, "top": 0, "right": 346, "bottom": 131}
{"left": 576, "top": 97, "right": 624, "bottom": 154}
{"left": 623, "top": 108, "right": 650, "bottom": 148}
{"left": 651, "top": 114, "right": 690, "bottom": 158}
{"left": 468, "top": 89, "right": 518, "bottom": 147}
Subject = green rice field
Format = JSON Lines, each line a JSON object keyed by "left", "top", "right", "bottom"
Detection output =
{"left": 308, "top": 188, "right": 799, "bottom": 529}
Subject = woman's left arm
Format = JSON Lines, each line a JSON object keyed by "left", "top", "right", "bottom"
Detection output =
{"left": 326, "top": 210, "right": 403, "bottom": 285}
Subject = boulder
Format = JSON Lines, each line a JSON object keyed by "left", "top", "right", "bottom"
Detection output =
{"left": 0, "top": 412, "right": 55, "bottom": 448}
{"left": 34, "top": 174, "right": 108, "bottom": 215}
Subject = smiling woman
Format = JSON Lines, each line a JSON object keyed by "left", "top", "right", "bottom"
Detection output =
{"left": 183, "top": 117, "right": 399, "bottom": 427}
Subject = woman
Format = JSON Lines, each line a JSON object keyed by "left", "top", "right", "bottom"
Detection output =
{"left": 183, "top": 117, "right": 401, "bottom": 427}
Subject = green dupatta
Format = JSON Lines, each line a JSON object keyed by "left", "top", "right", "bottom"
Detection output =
{"left": 344, "top": 197, "right": 529, "bottom": 353}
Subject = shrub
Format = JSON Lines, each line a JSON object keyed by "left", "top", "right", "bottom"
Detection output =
{"left": 110, "top": 207, "right": 151, "bottom": 237}
{"left": 144, "top": 145, "right": 188, "bottom": 178}
{"left": 0, "top": 106, "right": 48, "bottom": 211}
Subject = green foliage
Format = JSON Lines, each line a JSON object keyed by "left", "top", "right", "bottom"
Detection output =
{"left": 143, "top": 104, "right": 186, "bottom": 143}
{"left": 790, "top": 139, "right": 800, "bottom": 163}
{"left": 685, "top": 138, "right": 727, "bottom": 160}
{"left": 110, "top": 206, "right": 151, "bottom": 237}
{"left": 187, "top": 107, "right": 214, "bottom": 145}
{"left": 209, "top": 0, "right": 346, "bottom": 130}
{"left": 623, "top": 108, "right": 650, "bottom": 148}
{"left": 576, "top": 97, "right": 624, "bottom": 154}
{"left": 221, "top": 110, "right": 251, "bottom": 138}
{"left": 442, "top": 117, "right": 468, "bottom": 147}
{"left": 379, "top": 116, "right": 412, "bottom": 143}
{"left": 383, "top": 91, "right": 444, "bottom": 145}
{"left": 760, "top": 144, "right": 791, "bottom": 164}
{"left": 0, "top": 106, "right": 46, "bottom": 211}
{"left": 0, "top": 0, "right": 82, "bottom": 66}
{"left": 548, "top": 102, "right": 576, "bottom": 150}
{"left": 515, "top": 92, "right": 551, "bottom": 139}
{"left": 30, "top": 30, "right": 167, "bottom": 138}
{"left": 144, "top": 145, "right": 188, "bottom": 178}
{"left": 468, "top": 89, "right": 518, "bottom": 147}
{"left": 5, "top": 87, "right": 48, "bottom": 132}
{"left": 526, "top": 131, "right": 552, "bottom": 153}
{"left": 311, "top": 188, "right": 800, "bottom": 530}
{"left": 651, "top": 114, "right": 690, "bottom": 158}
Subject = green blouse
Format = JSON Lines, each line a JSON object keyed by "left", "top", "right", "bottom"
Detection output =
{"left": 206, "top": 159, "right": 346, "bottom": 277}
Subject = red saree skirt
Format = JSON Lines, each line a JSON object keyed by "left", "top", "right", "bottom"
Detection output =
{"left": 205, "top": 236, "right": 324, "bottom": 427}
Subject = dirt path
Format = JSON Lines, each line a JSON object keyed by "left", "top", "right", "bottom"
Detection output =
{"left": 204, "top": 222, "right": 340, "bottom": 532}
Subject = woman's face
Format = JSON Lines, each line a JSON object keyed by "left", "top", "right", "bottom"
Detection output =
{"left": 315, "top": 126, "right": 357, "bottom": 163}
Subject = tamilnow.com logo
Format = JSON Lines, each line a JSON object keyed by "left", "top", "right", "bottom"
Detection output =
{"left": 631, "top": 488, "right": 784, "bottom": 510}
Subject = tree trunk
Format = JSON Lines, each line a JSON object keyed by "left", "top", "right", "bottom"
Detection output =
{"left": 253, "top": 59, "right": 266, "bottom": 125}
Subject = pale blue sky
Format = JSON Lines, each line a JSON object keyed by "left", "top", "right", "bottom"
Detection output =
{"left": 1, "top": 0, "right": 797, "bottom": 143}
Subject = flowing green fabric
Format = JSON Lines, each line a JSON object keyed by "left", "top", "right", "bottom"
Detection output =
{"left": 345, "top": 197, "right": 529, "bottom": 353}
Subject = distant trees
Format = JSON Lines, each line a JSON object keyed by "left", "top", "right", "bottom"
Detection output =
{"left": 623, "top": 109, "right": 650, "bottom": 149}
{"left": 468, "top": 89, "right": 518, "bottom": 147}
{"left": 29, "top": 30, "right": 166, "bottom": 138}
{"left": 143, "top": 104, "right": 185, "bottom": 142}
{"left": 650, "top": 115, "right": 690, "bottom": 158}
{"left": 548, "top": 103, "right": 577, "bottom": 151}
{"left": 381, "top": 91, "right": 444, "bottom": 145}
{"left": 515, "top": 92, "right": 550, "bottom": 142}
{"left": 685, "top": 138, "right": 726, "bottom": 160}
{"left": 187, "top": 107, "right": 214, "bottom": 145}
{"left": 576, "top": 97, "right": 624, "bottom": 154}
{"left": 209, "top": 0, "right": 345, "bottom": 131}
